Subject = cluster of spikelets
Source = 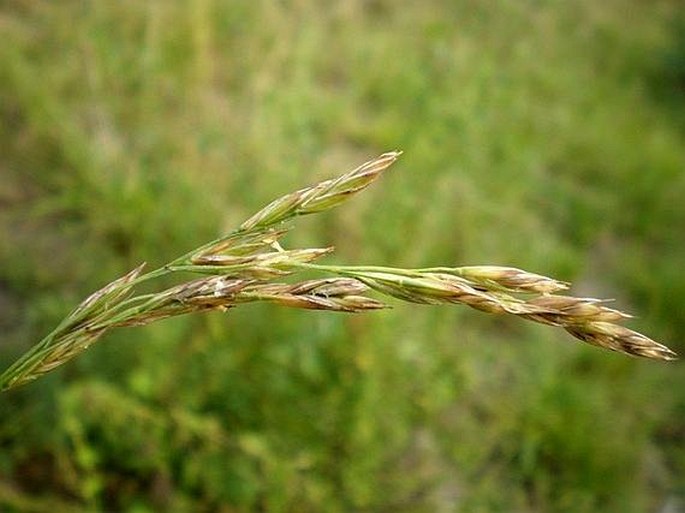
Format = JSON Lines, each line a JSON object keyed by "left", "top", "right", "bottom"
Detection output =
{"left": 0, "top": 152, "right": 676, "bottom": 391}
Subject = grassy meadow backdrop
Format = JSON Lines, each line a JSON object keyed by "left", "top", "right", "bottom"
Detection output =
{"left": 1, "top": 1, "right": 684, "bottom": 511}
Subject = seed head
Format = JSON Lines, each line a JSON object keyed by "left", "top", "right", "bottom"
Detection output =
{"left": 452, "top": 266, "right": 569, "bottom": 294}
{"left": 566, "top": 322, "right": 678, "bottom": 361}
{"left": 240, "top": 152, "right": 401, "bottom": 231}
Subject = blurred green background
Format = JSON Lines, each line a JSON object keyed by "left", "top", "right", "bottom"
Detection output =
{"left": 1, "top": 1, "right": 684, "bottom": 512}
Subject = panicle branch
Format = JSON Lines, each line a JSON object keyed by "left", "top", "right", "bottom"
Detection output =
{"left": 310, "top": 265, "right": 677, "bottom": 361}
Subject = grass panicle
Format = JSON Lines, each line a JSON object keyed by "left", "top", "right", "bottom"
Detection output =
{"left": 0, "top": 152, "right": 676, "bottom": 392}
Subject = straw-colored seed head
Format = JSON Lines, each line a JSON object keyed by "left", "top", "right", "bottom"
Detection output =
{"left": 234, "top": 279, "right": 388, "bottom": 313}
{"left": 526, "top": 295, "right": 632, "bottom": 322}
{"left": 565, "top": 322, "right": 678, "bottom": 361}
{"left": 68, "top": 263, "right": 146, "bottom": 322}
{"left": 240, "top": 152, "right": 401, "bottom": 231}
{"left": 453, "top": 266, "right": 569, "bottom": 294}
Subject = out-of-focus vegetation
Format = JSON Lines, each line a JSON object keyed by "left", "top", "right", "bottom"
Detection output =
{"left": 1, "top": 1, "right": 684, "bottom": 511}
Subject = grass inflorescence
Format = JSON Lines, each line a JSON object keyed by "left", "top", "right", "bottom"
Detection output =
{"left": 0, "top": 152, "right": 676, "bottom": 392}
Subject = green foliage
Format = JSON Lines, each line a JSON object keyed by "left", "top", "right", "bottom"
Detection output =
{"left": 1, "top": 0, "right": 683, "bottom": 511}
